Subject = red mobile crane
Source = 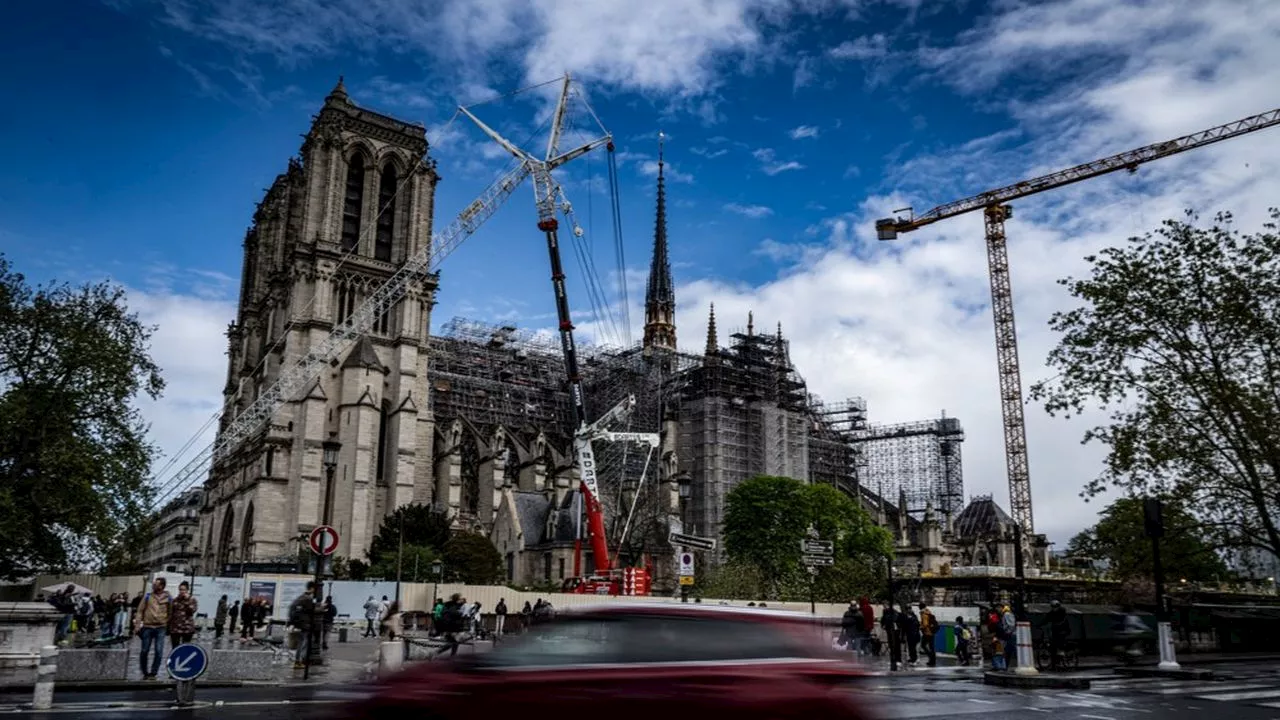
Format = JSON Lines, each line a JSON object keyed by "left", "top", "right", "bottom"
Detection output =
{"left": 460, "top": 76, "right": 657, "bottom": 596}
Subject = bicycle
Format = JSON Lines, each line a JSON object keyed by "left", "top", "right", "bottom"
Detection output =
{"left": 1033, "top": 631, "right": 1079, "bottom": 671}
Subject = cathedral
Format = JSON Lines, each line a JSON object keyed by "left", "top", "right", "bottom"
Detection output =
{"left": 197, "top": 81, "right": 1026, "bottom": 591}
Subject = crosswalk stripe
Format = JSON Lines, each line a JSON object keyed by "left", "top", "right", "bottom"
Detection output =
{"left": 1144, "top": 682, "right": 1270, "bottom": 696}
{"left": 1257, "top": 701, "right": 1280, "bottom": 709}
{"left": 1193, "top": 688, "right": 1280, "bottom": 702}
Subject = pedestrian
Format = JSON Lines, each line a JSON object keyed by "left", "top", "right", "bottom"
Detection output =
{"left": 363, "top": 596, "right": 380, "bottom": 638}
{"left": 240, "top": 597, "right": 257, "bottom": 641}
{"left": 288, "top": 582, "right": 317, "bottom": 669}
{"left": 168, "top": 581, "right": 198, "bottom": 647}
{"left": 322, "top": 596, "right": 336, "bottom": 650}
{"left": 840, "top": 601, "right": 860, "bottom": 653}
{"left": 494, "top": 598, "right": 508, "bottom": 637}
{"left": 228, "top": 599, "right": 240, "bottom": 636}
{"left": 382, "top": 601, "right": 403, "bottom": 642}
{"left": 1001, "top": 604, "right": 1017, "bottom": 669}
{"left": 954, "top": 616, "right": 973, "bottom": 666}
{"left": 214, "top": 595, "right": 228, "bottom": 639}
{"left": 133, "top": 577, "right": 172, "bottom": 680}
{"left": 880, "top": 604, "right": 901, "bottom": 669}
{"left": 918, "top": 601, "right": 938, "bottom": 667}
{"left": 900, "top": 606, "right": 921, "bottom": 666}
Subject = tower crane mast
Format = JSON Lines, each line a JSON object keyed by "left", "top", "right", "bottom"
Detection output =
{"left": 874, "top": 105, "right": 1280, "bottom": 545}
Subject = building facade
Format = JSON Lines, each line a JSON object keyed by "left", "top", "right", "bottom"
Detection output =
{"left": 198, "top": 79, "right": 442, "bottom": 572}
{"left": 143, "top": 489, "right": 203, "bottom": 574}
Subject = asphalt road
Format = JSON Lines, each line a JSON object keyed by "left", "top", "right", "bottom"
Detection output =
{"left": 7, "top": 662, "right": 1280, "bottom": 718}
{"left": 856, "top": 661, "right": 1280, "bottom": 720}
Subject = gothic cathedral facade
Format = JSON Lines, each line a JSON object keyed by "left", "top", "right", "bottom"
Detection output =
{"left": 198, "top": 80, "right": 441, "bottom": 571}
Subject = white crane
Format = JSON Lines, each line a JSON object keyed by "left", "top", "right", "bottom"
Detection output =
{"left": 150, "top": 75, "right": 612, "bottom": 511}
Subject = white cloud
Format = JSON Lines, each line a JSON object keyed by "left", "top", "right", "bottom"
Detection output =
{"left": 131, "top": 288, "right": 236, "bottom": 499}
{"left": 829, "top": 33, "right": 889, "bottom": 60}
{"left": 789, "top": 124, "right": 820, "bottom": 139}
{"left": 725, "top": 203, "right": 774, "bottom": 218}
{"left": 752, "top": 147, "right": 806, "bottom": 175}
{"left": 639, "top": 160, "right": 694, "bottom": 184}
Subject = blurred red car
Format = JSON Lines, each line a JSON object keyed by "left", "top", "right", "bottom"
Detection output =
{"left": 341, "top": 603, "right": 871, "bottom": 719}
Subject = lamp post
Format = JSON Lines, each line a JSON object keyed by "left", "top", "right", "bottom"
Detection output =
{"left": 676, "top": 473, "right": 692, "bottom": 603}
{"left": 307, "top": 439, "right": 341, "bottom": 673}
{"left": 431, "top": 560, "right": 444, "bottom": 609}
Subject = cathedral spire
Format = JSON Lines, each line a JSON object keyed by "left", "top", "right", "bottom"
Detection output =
{"left": 643, "top": 131, "right": 677, "bottom": 353}
{"left": 747, "top": 311, "right": 754, "bottom": 336}
{"left": 705, "top": 303, "right": 718, "bottom": 356}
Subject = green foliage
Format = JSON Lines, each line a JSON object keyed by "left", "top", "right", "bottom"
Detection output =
{"left": 1067, "top": 497, "right": 1228, "bottom": 583}
{"left": 328, "top": 555, "right": 351, "bottom": 580}
{"left": 367, "top": 544, "right": 439, "bottom": 582}
{"left": 366, "top": 504, "right": 451, "bottom": 561}
{"left": 722, "top": 475, "right": 894, "bottom": 600}
{"left": 0, "top": 257, "right": 164, "bottom": 580}
{"left": 1031, "top": 210, "right": 1280, "bottom": 559}
{"left": 443, "top": 533, "right": 504, "bottom": 585}
{"left": 347, "top": 558, "right": 368, "bottom": 581}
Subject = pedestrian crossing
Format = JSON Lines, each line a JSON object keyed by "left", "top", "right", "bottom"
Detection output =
{"left": 1091, "top": 671, "right": 1280, "bottom": 709}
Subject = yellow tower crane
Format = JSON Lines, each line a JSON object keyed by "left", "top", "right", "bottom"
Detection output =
{"left": 874, "top": 106, "right": 1280, "bottom": 557}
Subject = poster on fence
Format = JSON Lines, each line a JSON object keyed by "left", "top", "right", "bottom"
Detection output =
{"left": 248, "top": 580, "right": 277, "bottom": 610}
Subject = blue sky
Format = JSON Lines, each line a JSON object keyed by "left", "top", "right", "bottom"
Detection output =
{"left": 3, "top": 0, "right": 1279, "bottom": 544}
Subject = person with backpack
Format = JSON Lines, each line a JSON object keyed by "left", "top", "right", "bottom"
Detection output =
{"left": 918, "top": 602, "right": 939, "bottom": 667}
{"left": 133, "top": 578, "right": 172, "bottom": 680}
{"left": 954, "top": 616, "right": 973, "bottom": 666}
{"left": 437, "top": 594, "right": 466, "bottom": 658}
{"left": 288, "top": 582, "right": 317, "bottom": 669}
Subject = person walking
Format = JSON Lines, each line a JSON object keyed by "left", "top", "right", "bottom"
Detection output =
{"left": 288, "top": 583, "right": 317, "bottom": 669}
{"left": 494, "top": 598, "right": 508, "bottom": 637}
{"left": 900, "top": 606, "right": 921, "bottom": 667}
{"left": 918, "top": 602, "right": 938, "bottom": 667}
{"left": 168, "top": 581, "right": 198, "bottom": 647}
{"left": 133, "top": 578, "right": 172, "bottom": 680}
{"left": 214, "top": 595, "right": 228, "bottom": 640}
{"left": 228, "top": 599, "right": 240, "bottom": 637}
{"left": 362, "top": 596, "right": 380, "bottom": 638}
{"left": 322, "top": 596, "right": 337, "bottom": 650}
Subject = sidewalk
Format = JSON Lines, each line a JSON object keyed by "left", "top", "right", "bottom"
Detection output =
{"left": 0, "top": 631, "right": 387, "bottom": 694}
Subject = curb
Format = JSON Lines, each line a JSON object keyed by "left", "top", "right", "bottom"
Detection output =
{"left": 983, "top": 671, "right": 1091, "bottom": 689}
{"left": 1114, "top": 666, "right": 1216, "bottom": 681}
{"left": 0, "top": 680, "right": 249, "bottom": 694}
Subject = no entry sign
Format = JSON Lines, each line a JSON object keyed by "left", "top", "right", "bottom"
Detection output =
{"left": 308, "top": 525, "right": 339, "bottom": 556}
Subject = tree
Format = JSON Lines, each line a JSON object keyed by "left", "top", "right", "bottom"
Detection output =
{"left": 367, "top": 544, "right": 439, "bottom": 582}
{"left": 1067, "top": 497, "right": 1228, "bottom": 583}
{"left": 0, "top": 258, "right": 164, "bottom": 580}
{"left": 1031, "top": 210, "right": 1280, "bottom": 560}
{"left": 723, "top": 475, "right": 893, "bottom": 600}
{"left": 443, "top": 532, "right": 504, "bottom": 585}
{"left": 365, "top": 503, "right": 451, "bottom": 563}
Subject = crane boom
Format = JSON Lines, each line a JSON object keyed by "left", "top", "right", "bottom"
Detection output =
{"left": 871, "top": 104, "right": 1280, "bottom": 549}
{"left": 151, "top": 162, "right": 532, "bottom": 509}
{"left": 876, "top": 106, "right": 1280, "bottom": 238}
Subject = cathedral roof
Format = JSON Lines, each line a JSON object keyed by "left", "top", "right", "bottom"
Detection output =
{"left": 341, "top": 335, "right": 388, "bottom": 373}
{"left": 953, "top": 496, "right": 1016, "bottom": 539}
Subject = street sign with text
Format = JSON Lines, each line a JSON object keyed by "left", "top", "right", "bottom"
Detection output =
{"left": 309, "top": 525, "right": 339, "bottom": 556}
{"left": 801, "top": 539, "right": 834, "bottom": 555}
{"left": 802, "top": 553, "right": 835, "bottom": 567}
{"left": 669, "top": 532, "right": 716, "bottom": 551}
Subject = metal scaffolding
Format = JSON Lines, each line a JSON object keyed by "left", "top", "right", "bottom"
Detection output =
{"left": 852, "top": 412, "right": 965, "bottom": 520}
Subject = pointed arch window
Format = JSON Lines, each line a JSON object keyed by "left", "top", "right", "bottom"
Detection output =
{"left": 341, "top": 155, "right": 366, "bottom": 253}
{"left": 375, "top": 164, "right": 397, "bottom": 262}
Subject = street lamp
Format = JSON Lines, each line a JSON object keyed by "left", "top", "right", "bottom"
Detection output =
{"left": 431, "top": 559, "right": 444, "bottom": 610}
{"left": 307, "top": 438, "right": 341, "bottom": 674}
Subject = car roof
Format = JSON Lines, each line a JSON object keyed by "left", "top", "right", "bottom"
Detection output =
{"left": 560, "top": 601, "right": 821, "bottom": 623}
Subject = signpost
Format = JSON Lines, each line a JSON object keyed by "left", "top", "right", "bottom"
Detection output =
{"left": 306, "top": 525, "right": 338, "bottom": 679}
{"left": 800, "top": 530, "right": 834, "bottom": 614}
{"left": 309, "top": 525, "right": 339, "bottom": 557}
{"left": 166, "top": 643, "right": 208, "bottom": 706}
{"left": 677, "top": 550, "right": 695, "bottom": 602}
{"left": 668, "top": 532, "right": 716, "bottom": 551}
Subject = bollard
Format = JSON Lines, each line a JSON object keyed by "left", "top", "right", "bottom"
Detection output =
{"left": 32, "top": 646, "right": 57, "bottom": 710}
{"left": 379, "top": 641, "right": 403, "bottom": 674}
{"left": 1157, "top": 621, "right": 1181, "bottom": 670}
{"left": 1014, "top": 622, "right": 1038, "bottom": 676}
{"left": 174, "top": 680, "right": 196, "bottom": 706}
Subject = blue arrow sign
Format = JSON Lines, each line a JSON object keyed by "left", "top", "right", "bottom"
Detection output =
{"left": 166, "top": 643, "right": 208, "bottom": 682}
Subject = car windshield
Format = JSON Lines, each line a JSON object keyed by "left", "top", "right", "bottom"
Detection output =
{"left": 479, "top": 613, "right": 816, "bottom": 668}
